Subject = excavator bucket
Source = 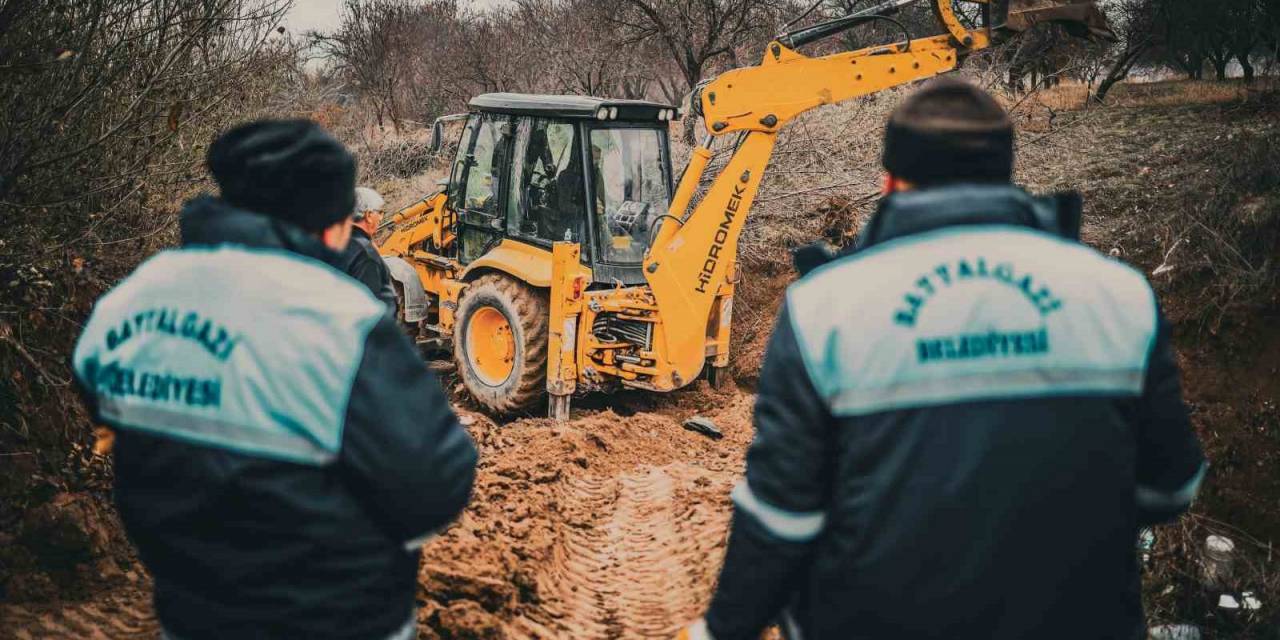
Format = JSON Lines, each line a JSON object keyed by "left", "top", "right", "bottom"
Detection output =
{"left": 996, "top": 0, "right": 1116, "bottom": 41}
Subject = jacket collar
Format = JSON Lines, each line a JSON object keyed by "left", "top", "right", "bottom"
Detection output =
{"left": 179, "top": 195, "right": 344, "bottom": 269}
{"left": 855, "top": 183, "right": 1073, "bottom": 251}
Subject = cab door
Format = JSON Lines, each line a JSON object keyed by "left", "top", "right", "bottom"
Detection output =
{"left": 506, "top": 117, "right": 589, "bottom": 255}
{"left": 451, "top": 113, "right": 513, "bottom": 264}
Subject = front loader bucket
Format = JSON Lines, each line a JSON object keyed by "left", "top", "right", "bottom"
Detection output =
{"left": 994, "top": 0, "right": 1116, "bottom": 41}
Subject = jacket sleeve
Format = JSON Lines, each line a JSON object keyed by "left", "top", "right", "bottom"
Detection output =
{"left": 1130, "top": 307, "right": 1206, "bottom": 526}
{"left": 339, "top": 314, "right": 477, "bottom": 546}
{"left": 704, "top": 301, "right": 832, "bottom": 640}
{"left": 349, "top": 249, "right": 399, "bottom": 311}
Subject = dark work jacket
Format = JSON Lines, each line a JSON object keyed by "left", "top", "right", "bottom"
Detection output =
{"left": 341, "top": 226, "right": 398, "bottom": 311}
{"left": 71, "top": 196, "right": 477, "bottom": 640}
{"left": 703, "top": 185, "right": 1206, "bottom": 640}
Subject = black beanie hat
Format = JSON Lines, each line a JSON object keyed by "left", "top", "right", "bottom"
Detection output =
{"left": 207, "top": 119, "right": 356, "bottom": 232}
{"left": 882, "top": 78, "right": 1014, "bottom": 186}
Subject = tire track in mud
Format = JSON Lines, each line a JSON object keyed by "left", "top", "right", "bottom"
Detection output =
{"left": 3, "top": 390, "right": 754, "bottom": 640}
{"left": 1, "top": 590, "right": 157, "bottom": 640}
{"left": 523, "top": 463, "right": 732, "bottom": 639}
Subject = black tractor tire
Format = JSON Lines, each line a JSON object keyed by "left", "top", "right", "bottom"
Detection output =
{"left": 453, "top": 274, "right": 549, "bottom": 414}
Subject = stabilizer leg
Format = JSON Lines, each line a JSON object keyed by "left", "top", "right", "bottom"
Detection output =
{"left": 549, "top": 394, "right": 572, "bottom": 422}
{"left": 707, "top": 364, "right": 733, "bottom": 390}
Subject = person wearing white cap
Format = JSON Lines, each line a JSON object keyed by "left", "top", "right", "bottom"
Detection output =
{"left": 341, "top": 186, "right": 397, "bottom": 310}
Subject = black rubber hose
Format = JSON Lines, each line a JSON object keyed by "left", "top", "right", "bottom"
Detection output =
{"left": 783, "top": 0, "right": 826, "bottom": 31}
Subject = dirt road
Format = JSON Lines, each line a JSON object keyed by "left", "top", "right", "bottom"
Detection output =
{"left": 0, "top": 383, "right": 755, "bottom": 639}
{"left": 1, "top": 588, "right": 156, "bottom": 639}
{"left": 418, "top": 383, "right": 753, "bottom": 638}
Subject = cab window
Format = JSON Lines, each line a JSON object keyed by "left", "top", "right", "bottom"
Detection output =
{"left": 589, "top": 127, "right": 669, "bottom": 264}
{"left": 454, "top": 113, "right": 511, "bottom": 264}
{"left": 508, "top": 118, "right": 585, "bottom": 244}
{"left": 460, "top": 114, "right": 509, "bottom": 217}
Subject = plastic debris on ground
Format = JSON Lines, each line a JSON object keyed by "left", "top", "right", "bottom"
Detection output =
{"left": 682, "top": 416, "right": 724, "bottom": 440}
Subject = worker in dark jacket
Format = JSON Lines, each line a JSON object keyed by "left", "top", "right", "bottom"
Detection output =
{"left": 681, "top": 79, "right": 1206, "bottom": 640}
{"left": 342, "top": 186, "right": 398, "bottom": 310}
{"left": 72, "top": 120, "right": 477, "bottom": 640}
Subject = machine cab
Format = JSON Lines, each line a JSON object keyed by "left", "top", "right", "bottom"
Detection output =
{"left": 447, "top": 94, "right": 679, "bottom": 285}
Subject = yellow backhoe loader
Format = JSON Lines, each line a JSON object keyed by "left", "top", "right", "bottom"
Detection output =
{"left": 377, "top": 0, "right": 1109, "bottom": 419}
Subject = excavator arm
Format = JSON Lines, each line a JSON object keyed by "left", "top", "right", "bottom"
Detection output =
{"left": 378, "top": 192, "right": 455, "bottom": 256}
{"left": 642, "top": 0, "right": 1107, "bottom": 385}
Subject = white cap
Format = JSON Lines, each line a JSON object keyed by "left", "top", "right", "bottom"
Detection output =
{"left": 352, "top": 186, "right": 385, "bottom": 220}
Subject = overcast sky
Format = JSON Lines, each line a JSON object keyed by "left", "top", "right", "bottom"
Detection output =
{"left": 284, "top": 0, "right": 505, "bottom": 35}
{"left": 283, "top": 0, "right": 344, "bottom": 34}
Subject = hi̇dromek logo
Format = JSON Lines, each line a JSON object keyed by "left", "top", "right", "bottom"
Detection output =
{"left": 695, "top": 184, "right": 747, "bottom": 294}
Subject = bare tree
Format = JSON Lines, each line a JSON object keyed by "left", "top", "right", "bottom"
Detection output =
{"left": 1092, "top": 0, "right": 1157, "bottom": 102}
{"left": 1002, "top": 25, "right": 1077, "bottom": 93}
{"left": 1065, "top": 36, "right": 1113, "bottom": 89}
{"left": 0, "top": 0, "right": 297, "bottom": 551}
{"left": 1221, "top": 0, "right": 1266, "bottom": 83}
{"left": 1, "top": 0, "right": 293, "bottom": 223}
{"left": 451, "top": 5, "right": 551, "bottom": 95}
{"left": 1159, "top": 1, "right": 1211, "bottom": 80}
{"left": 820, "top": 0, "right": 940, "bottom": 53}
{"left": 313, "top": 0, "right": 466, "bottom": 129}
{"left": 317, "top": 0, "right": 650, "bottom": 131}
{"left": 514, "top": 0, "right": 663, "bottom": 98}
{"left": 1266, "top": 1, "right": 1280, "bottom": 73}
{"left": 610, "top": 0, "right": 786, "bottom": 140}
{"left": 1157, "top": 0, "right": 1276, "bottom": 83}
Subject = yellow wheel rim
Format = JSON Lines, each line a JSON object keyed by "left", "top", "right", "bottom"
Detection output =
{"left": 466, "top": 306, "right": 515, "bottom": 386}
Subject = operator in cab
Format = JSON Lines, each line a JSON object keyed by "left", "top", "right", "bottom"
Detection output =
{"left": 71, "top": 120, "right": 477, "bottom": 640}
{"left": 342, "top": 186, "right": 398, "bottom": 310}
{"left": 681, "top": 79, "right": 1206, "bottom": 640}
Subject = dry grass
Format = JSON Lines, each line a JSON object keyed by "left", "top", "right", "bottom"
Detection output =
{"left": 375, "top": 165, "right": 452, "bottom": 212}
{"left": 1143, "top": 515, "right": 1279, "bottom": 638}
{"left": 1023, "top": 78, "right": 1278, "bottom": 112}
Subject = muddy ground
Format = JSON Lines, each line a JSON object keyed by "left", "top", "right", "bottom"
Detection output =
{"left": 0, "top": 384, "right": 756, "bottom": 639}
{"left": 2, "top": 81, "right": 1279, "bottom": 638}
{"left": 413, "top": 385, "right": 754, "bottom": 638}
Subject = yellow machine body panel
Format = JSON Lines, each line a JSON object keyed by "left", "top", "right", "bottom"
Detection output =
{"left": 691, "top": 34, "right": 970, "bottom": 138}
{"left": 461, "top": 240, "right": 591, "bottom": 289}
{"left": 643, "top": 132, "right": 775, "bottom": 386}
{"left": 379, "top": 192, "right": 453, "bottom": 256}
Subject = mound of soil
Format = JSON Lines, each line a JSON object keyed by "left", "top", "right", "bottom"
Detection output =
{"left": 418, "top": 383, "right": 753, "bottom": 638}
{"left": 1, "top": 384, "right": 755, "bottom": 640}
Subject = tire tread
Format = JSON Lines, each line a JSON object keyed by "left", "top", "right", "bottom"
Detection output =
{"left": 454, "top": 274, "right": 549, "bottom": 414}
